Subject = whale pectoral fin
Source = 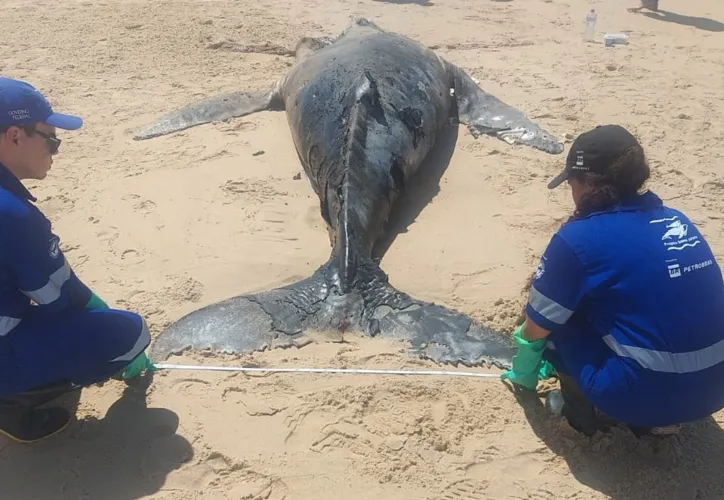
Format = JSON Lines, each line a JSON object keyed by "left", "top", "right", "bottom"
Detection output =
{"left": 133, "top": 87, "right": 282, "bottom": 140}
{"left": 449, "top": 64, "right": 564, "bottom": 155}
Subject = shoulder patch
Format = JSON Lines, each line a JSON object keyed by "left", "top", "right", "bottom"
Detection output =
{"left": 48, "top": 235, "right": 60, "bottom": 259}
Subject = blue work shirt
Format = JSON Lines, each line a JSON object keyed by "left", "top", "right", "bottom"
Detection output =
{"left": 0, "top": 162, "right": 92, "bottom": 338}
{"left": 526, "top": 190, "right": 724, "bottom": 426}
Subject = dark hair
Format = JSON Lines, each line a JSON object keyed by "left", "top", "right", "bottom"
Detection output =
{"left": 518, "top": 143, "right": 651, "bottom": 322}
{"left": 571, "top": 144, "right": 650, "bottom": 218}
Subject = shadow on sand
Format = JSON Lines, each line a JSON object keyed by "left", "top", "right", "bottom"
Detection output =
{"left": 372, "top": 124, "right": 459, "bottom": 261}
{"left": 508, "top": 384, "right": 724, "bottom": 499}
{"left": 0, "top": 374, "right": 193, "bottom": 499}
{"left": 642, "top": 10, "right": 724, "bottom": 32}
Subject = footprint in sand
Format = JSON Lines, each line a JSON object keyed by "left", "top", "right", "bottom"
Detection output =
{"left": 122, "top": 193, "right": 157, "bottom": 215}
{"left": 96, "top": 226, "right": 119, "bottom": 248}
{"left": 227, "top": 477, "right": 289, "bottom": 500}
{"left": 133, "top": 199, "right": 157, "bottom": 214}
{"left": 241, "top": 400, "right": 288, "bottom": 417}
{"left": 163, "top": 452, "right": 240, "bottom": 490}
{"left": 170, "top": 378, "right": 212, "bottom": 398}
{"left": 460, "top": 452, "right": 551, "bottom": 500}
{"left": 309, "top": 420, "right": 382, "bottom": 458}
{"left": 701, "top": 180, "right": 724, "bottom": 197}
{"left": 463, "top": 452, "right": 544, "bottom": 480}
{"left": 222, "top": 179, "right": 288, "bottom": 201}
{"left": 283, "top": 407, "right": 337, "bottom": 451}
{"left": 438, "top": 479, "right": 491, "bottom": 500}
{"left": 40, "top": 193, "right": 76, "bottom": 218}
{"left": 121, "top": 248, "right": 144, "bottom": 264}
{"left": 222, "top": 389, "right": 288, "bottom": 416}
{"left": 166, "top": 451, "right": 289, "bottom": 499}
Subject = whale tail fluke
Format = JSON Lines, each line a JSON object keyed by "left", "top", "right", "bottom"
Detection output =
{"left": 149, "top": 257, "right": 517, "bottom": 370}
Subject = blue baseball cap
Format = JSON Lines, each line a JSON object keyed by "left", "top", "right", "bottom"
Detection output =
{"left": 0, "top": 77, "right": 83, "bottom": 130}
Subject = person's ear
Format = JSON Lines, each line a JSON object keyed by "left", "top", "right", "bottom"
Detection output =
{"left": 2, "top": 126, "right": 21, "bottom": 146}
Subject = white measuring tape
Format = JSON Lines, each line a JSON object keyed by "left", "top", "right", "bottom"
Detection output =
{"left": 155, "top": 363, "right": 503, "bottom": 379}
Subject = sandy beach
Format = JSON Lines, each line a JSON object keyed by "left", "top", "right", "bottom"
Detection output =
{"left": 2, "top": 0, "right": 724, "bottom": 498}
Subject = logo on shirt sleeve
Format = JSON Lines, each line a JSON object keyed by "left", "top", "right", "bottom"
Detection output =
{"left": 534, "top": 258, "right": 546, "bottom": 280}
{"left": 48, "top": 236, "right": 60, "bottom": 259}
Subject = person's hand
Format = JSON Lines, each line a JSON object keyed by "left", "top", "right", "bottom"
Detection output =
{"left": 119, "top": 351, "right": 158, "bottom": 380}
{"left": 500, "top": 323, "right": 554, "bottom": 391}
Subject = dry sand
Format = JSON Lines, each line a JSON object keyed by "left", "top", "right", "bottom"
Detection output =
{"left": 2, "top": 0, "right": 724, "bottom": 498}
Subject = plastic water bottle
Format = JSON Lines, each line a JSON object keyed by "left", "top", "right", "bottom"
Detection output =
{"left": 584, "top": 9, "right": 597, "bottom": 41}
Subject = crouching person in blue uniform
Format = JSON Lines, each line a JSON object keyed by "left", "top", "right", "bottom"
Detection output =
{"left": 0, "top": 77, "right": 156, "bottom": 443}
{"left": 502, "top": 125, "right": 724, "bottom": 437}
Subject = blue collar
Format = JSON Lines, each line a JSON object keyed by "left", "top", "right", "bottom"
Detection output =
{"left": 0, "top": 162, "right": 36, "bottom": 202}
{"left": 578, "top": 190, "right": 663, "bottom": 219}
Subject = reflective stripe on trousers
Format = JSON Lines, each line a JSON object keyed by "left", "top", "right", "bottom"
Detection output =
{"left": 603, "top": 334, "right": 724, "bottom": 374}
{"left": 0, "top": 316, "right": 21, "bottom": 336}
{"left": 110, "top": 317, "right": 151, "bottom": 363}
{"left": 529, "top": 284, "right": 724, "bottom": 374}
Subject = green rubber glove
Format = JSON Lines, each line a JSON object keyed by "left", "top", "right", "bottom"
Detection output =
{"left": 500, "top": 323, "right": 555, "bottom": 391}
{"left": 85, "top": 291, "right": 109, "bottom": 310}
{"left": 120, "top": 351, "right": 158, "bottom": 380}
{"left": 539, "top": 358, "right": 557, "bottom": 380}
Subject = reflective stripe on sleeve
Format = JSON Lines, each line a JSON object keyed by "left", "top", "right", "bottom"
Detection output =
{"left": 528, "top": 284, "right": 574, "bottom": 325}
{"left": 20, "top": 258, "right": 71, "bottom": 305}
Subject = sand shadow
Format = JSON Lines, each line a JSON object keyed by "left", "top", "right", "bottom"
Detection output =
{"left": 372, "top": 123, "right": 459, "bottom": 261}
{"left": 508, "top": 384, "right": 724, "bottom": 499}
{"left": 371, "top": 0, "right": 434, "bottom": 5}
{"left": 0, "top": 374, "right": 193, "bottom": 500}
{"left": 642, "top": 10, "right": 724, "bottom": 32}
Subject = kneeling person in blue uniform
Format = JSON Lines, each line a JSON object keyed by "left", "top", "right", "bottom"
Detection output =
{"left": 502, "top": 125, "right": 724, "bottom": 436}
{"left": 0, "top": 77, "right": 156, "bottom": 443}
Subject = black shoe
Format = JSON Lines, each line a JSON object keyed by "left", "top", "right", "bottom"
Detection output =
{"left": 545, "top": 389, "right": 599, "bottom": 436}
{"left": 546, "top": 374, "right": 600, "bottom": 437}
{"left": 0, "top": 407, "right": 71, "bottom": 443}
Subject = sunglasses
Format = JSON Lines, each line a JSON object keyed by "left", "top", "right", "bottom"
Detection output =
{"left": 33, "top": 129, "right": 62, "bottom": 154}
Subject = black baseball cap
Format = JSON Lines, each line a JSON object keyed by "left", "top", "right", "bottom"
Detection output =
{"left": 547, "top": 125, "right": 642, "bottom": 189}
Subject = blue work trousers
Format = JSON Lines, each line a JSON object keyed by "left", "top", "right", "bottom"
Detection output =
{"left": 542, "top": 318, "right": 724, "bottom": 428}
{"left": 0, "top": 308, "right": 150, "bottom": 398}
